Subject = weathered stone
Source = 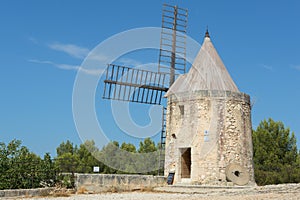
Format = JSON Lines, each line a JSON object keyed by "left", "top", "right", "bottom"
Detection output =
{"left": 0, "top": 188, "right": 53, "bottom": 198}
{"left": 164, "top": 91, "right": 255, "bottom": 186}
{"left": 75, "top": 174, "right": 166, "bottom": 193}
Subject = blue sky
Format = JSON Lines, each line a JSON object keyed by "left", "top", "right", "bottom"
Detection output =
{"left": 1, "top": 0, "right": 300, "bottom": 156}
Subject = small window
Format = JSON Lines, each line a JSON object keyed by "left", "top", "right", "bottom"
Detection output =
{"left": 179, "top": 105, "right": 184, "bottom": 115}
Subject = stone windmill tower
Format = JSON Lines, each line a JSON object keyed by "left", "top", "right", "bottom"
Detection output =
{"left": 164, "top": 30, "right": 255, "bottom": 186}
{"left": 102, "top": 4, "right": 255, "bottom": 185}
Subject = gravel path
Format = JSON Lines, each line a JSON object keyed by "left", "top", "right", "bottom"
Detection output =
{"left": 20, "top": 191, "right": 300, "bottom": 200}
{"left": 3, "top": 184, "right": 300, "bottom": 200}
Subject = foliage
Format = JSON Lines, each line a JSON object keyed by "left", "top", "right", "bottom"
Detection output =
{"left": 100, "top": 141, "right": 120, "bottom": 174}
{"left": 40, "top": 153, "right": 57, "bottom": 187}
{"left": 138, "top": 138, "right": 157, "bottom": 153}
{"left": 77, "top": 140, "right": 103, "bottom": 173}
{"left": 0, "top": 139, "right": 56, "bottom": 189}
{"left": 137, "top": 138, "right": 159, "bottom": 175}
{"left": 1, "top": 118, "right": 300, "bottom": 190}
{"left": 0, "top": 138, "right": 161, "bottom": 189}
{"left": 56, "top": 140, "right": 77, "bottom": 157}
{"left": 55, "top": 140, "right": 100, "bottom": 173}
{"left": 253, "top": 118, "right": 300, "bottom": 185}
{"left": 97, "top": 138, "right": 160, "bottom": 175}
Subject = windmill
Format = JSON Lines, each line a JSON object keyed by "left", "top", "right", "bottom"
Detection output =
{"left": 102, "top": 4, "right": 188, "bottom": 175}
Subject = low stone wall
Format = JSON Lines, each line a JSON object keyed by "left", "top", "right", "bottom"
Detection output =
{"left": 0, "top": 187, "right": 53, "bottom": 198}
{"left": 75, "top": 174, "right": 167, "bottom": 193}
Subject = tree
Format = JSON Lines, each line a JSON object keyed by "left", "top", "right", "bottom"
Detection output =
{"left": 16, "top": 146, "right": 42, "bottom": 188}
{"left": 56, "top": 140, "right": 76, "bottom": 157}
{"left": 253, "top": 118, "right": 299, "bottom": 185}
{"left": 121, "top": 142, "right": 136, "bottom": 153}
{"left": 40, "top": 153, "right": 57, "bottom": 187}
{"left": 118, "top": 142, "right": 138, "bottom": 173}
{"left": 100, "top": 141, "right": 120, "bottom": 174}
{"left": 137, "top": 138, "right": 159, "bottom": 175}
{"left": 77, "top": 140, "right": 103, "bottom": 173}
{"left": 0, "top": 139, "right": 47, "bottom": 189}
{"left": 0, "top": 141, "right": 10, "bottom": 189}
{"left": 138, "top": 138, "right": 157, "bottom": 153}
{"left": 99, "top": 139, "right": 160, "bottom": 174}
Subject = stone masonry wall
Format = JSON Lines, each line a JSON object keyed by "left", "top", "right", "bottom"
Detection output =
{"left": 164, "top": 90, "right": 255, "bottom": 186}
{"left": 75, "top": 174, "right": 166, "bottom": 193}
{"left": 0, "top": 188, "right": 53, "bottom": 198}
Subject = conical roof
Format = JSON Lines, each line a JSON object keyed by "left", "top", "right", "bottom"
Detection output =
{"left": 166, "top": 31, "right": 239, "bottom": 97}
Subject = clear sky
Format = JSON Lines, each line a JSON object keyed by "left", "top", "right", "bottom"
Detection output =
{"left": 1, "top": 0, "right": 300, "bottom": 157}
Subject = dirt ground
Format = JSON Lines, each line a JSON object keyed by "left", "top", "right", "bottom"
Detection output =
{"left": 3, "top": 183, "right": 300, "bottom": 200}
{"left": 19, "top": 191, "right": 300, "bottom": 200}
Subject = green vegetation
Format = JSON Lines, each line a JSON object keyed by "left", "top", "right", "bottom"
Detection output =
{"left": 0, "top": 118, "right": 300, "bottom": 189}
{"left": 0, "top": 139, "right": 56, "bottom": 189}
{"left": 253, "top": 118, "right": 300, "bottom": 185}
{"left": 0, "top": 138, "right": 161, "bottom": 189}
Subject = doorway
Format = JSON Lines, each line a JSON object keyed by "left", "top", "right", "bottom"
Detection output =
{"left": 181, "top": 148, "right": 191, "bottom": 178}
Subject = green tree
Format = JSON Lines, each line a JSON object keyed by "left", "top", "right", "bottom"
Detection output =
{"left": 121, "top": 142, "right": 136, "bottom": 153}
{"left": 77, "top": 140, "right": 103, "bottom": 173}
{"left": 55, "top": 152, "right": 80, "bottom": 173}
{"left": 138, "top": 138, "right": 157, "bottom": 153}
{"left": 55, "top": 140, "right": 81, "bottom": 172}
{"left": 55, "top": 140, "right": 106, "bottom": 187}
{"left": 0, "top": 141, "right": 9, "bottom": 189}
{"left": 56, "top": 140, "right": 76, "bottom": 157}
{"left": 137, "top": 138, "right": 159, "bottom": 175}
{"left": 118, "top": 142, "right": 138, "bottom": 173}
{"left": 0, "top": 139, "right": 44, "bottom": 189}
{"left": 16, "top": 146, "right": 42, "bottom": 188}
{"left": 253, "top": 118, "right": 299, "bottom": 185}
{"left": 99, "top": 139, "right": 159, "bottom": 174}
{"left": 54, "top": 151, "right": 80, "bottom": 188}
{"left": 40, "top": 153, "right": 57, "bottom": 187}
{"left": 100, "top": 141, "right": 120, "bottom": 174}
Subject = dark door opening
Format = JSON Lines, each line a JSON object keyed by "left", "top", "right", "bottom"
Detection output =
{"left": 181, "top": 148, "right": 191, "bottom": 178}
